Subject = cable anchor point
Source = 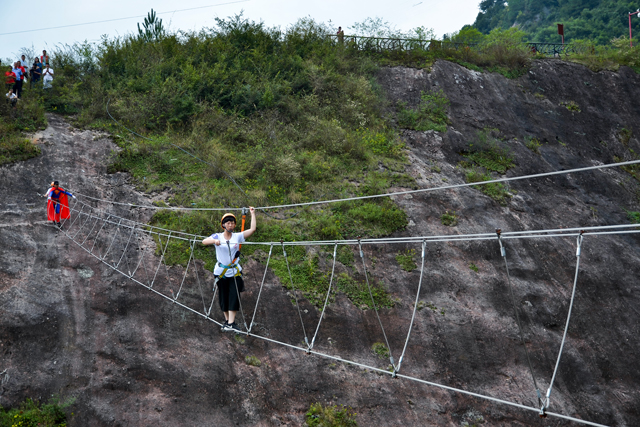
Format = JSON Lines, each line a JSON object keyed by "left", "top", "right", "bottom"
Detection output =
{"left": 539, "top": 406, "right": 548, "bottom": 418}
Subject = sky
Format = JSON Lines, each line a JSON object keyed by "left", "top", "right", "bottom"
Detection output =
{"left": 0, "top": 0, "right": 481, "bottom": 62}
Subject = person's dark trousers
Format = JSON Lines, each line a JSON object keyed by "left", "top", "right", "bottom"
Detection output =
{"left": 14, "top": 80, "right": 23, "bottom": 98}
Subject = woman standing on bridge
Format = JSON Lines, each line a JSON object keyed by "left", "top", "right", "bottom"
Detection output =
{"left": 202, "top": 207, "right": 257, "bottom": 332}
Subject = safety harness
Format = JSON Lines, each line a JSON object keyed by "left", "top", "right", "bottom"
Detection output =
{"left": 214, "top": 208, "right": 248, "bottom": 283}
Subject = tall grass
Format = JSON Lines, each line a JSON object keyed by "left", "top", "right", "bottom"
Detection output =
{"left": 0, "top": 87, "right": 46, "bottom": 165}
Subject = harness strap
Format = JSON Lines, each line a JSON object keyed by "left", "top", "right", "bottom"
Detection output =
{"left": 217, "top": 261, "right": 242, "bottom": 279}
{"left": 218, "top": 261, "right": 238, "bottom": 270}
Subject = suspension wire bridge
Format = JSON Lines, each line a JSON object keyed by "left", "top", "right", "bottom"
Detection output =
{"left": 52, "top": 194, "right": 640, "bottom": 427}
{"left": 54, "top": 121, "right": 640, "bottom": 426}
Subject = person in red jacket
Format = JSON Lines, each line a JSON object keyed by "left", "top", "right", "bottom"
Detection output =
{"left": 46, "top": 181, "right": 76, "bottom": 229}
{"left": 4, "top": 66, "right": 16, "bottom": 92}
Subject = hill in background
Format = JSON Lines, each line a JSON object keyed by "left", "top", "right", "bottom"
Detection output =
{"left": 473, "top": 0, "right": 640, "bottom": 44}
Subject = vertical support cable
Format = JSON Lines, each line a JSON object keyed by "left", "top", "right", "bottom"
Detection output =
{"left": 358, "top": 238, "right": 396, "bottom": 373}
{"left": 80, "top": 213, "right": 101, "bottom": 245}
{"left": 90, "top": 213, "right": 110, "bottom": 256}
{"left": 249, "top": 244, "right": 274, "bottom": 333}
{"left": 497, "top": 229, "right": 543, "bottom": 407}
{"left": 281, "top": 240, "right": 310, "bottom": 350}
{"left": 115, "top": 224, "right": 136, "bottom": 269}
{"left": 191, "top": 243, "right": 208, "bottom": 316}
{"left": 71, "top": 206, "right": 93, "bottom": 239}
{"left": 396, "top": 240, "right": 426, "bottom": 374}
{"left": 150, "top": 231, "right": 172, "bottom": 288}
{"left": 227, "top": 240, "right": 248, "bottom": 330}
{"left": 174, "top": 238, "right": 197, "bottom": 301}
{"left": 541, "top": 233, "right": 584, "bottom": 417}
{"left": 65, "top": 203, "right": 85, "bottom": 231}
{"left": 309, "top": 242, "right": 339, "bottom": 350}
{"left": 102, "top": 218, "right": 123, "bottom": 261}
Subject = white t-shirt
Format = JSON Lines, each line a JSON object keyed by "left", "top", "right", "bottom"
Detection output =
{"left": 210, "top": 232, "right": 245, "bottom": 277}
{"left": 42, "top": 67, "right": 54, "bottom": 81}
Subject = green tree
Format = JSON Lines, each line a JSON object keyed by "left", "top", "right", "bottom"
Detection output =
{"left": 138, "top": 9, "right": 164, "bottom": 42}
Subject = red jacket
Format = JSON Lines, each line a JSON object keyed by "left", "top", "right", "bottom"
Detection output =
{"left": 5, "top": 71, "right": 16, "bottom": 85}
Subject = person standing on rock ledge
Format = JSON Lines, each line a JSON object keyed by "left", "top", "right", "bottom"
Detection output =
{"left": 46, "top": 181, "right": 76, "bottom": 229}
{"left": 202, "top": 207, "right": 257, "bottom": 333}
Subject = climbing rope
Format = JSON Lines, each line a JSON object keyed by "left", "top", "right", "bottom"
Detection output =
{"left": 541, "top": 233, "right": 585, "bottom": 417}
{"left": 72, "top": 157, "right": 640, "bottom": 211}
{"left": 496, "top": 230, "right": 543, "bottom": 408}
{"left": 67, "top": 198, "right": 640, "bottom": 246}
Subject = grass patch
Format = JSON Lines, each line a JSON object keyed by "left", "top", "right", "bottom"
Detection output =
{"left": 624, "top": 209, "right": 640, "bottom": 224}
{"left": 335, "top": 273, "right": 394, "bottom": 309}
{"left": 306, "top": 403, "right": 358, "bottom": 427}
{"left": 469, "top": 262, "right": 479, "bottom": 272}
{"left": 465, "top": 168, "right": 510, "bottom": 205}
{"left": 0, "top": 397, "right": 74, "bottom": 427}
{"left": 524, "top": 136, "right": 542, "bottom": 154}
{"left": 561, "top": 100, "right": 581, "bottom": 113}
{"left": 397, "top": 89, "right": 449, "bottom": 132}
{"left": 440, "top": 210, "right": 458, "bottom": 226}
{"left": 619, "top": 128, "right": 633, "bottom": 146}
{"left": 568, "top": 38, "right": 640, "bottom": 73}
{"left": 371, "top": 342, "right": 390, "bottom": 359}
{"left": 245, "top": 355, "right": 261, "bottom": 367}
{"left": 460, "top": 129, "right": 513, "bottom": 205}
{"left": 416, "top": 300, "right": 445, "bottom": 315}
{"left": 395, "top": 249, "right": 416, "bottom": 271}
{"left": 463, "top": 129, "right": 514, "bottom": 174}
{"left": 0, "top": 88, "right": 46, "bottom": 166}
{"left": 615, "top": 155, "right": 640, "bottom": 182}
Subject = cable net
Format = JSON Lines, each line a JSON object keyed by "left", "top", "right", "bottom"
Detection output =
{"left": 56, "top": 197, "right": 627, "bottom": 427}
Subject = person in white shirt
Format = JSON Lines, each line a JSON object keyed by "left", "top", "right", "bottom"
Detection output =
{"left": 42, "top": 63, "right": 54, "bottom": 89}
{"left": 5, "top": 88, "right": 18, "bottom": 108}
{"left": 202, "top": 207, "right": 257, "bottom": 332}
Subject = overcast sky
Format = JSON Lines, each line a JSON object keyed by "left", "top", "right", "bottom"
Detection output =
{"left": 0, "top": 0, "right": 481, "bottom": 62}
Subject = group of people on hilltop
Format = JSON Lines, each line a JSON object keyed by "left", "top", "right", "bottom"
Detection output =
{"left": 4, "top": 49, "right": 54, "bottom": 107}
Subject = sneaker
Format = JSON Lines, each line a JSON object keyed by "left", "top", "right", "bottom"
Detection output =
{"left": 223, "top": 322, "right": 241, "bottom": 333}
{"left": 221, "top": 320, "right": 228, "bottom": 331}
{"left": 57, "top": 222, "right": 63, "bottom": 229}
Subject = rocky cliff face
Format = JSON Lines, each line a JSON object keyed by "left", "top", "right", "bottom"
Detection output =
{"left": 1, "top": 60, "right": 639, "bottom": 426}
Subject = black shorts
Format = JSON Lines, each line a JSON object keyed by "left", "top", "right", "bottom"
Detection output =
{"left": 217, "top": 275, "right": 244, "bottom": 312}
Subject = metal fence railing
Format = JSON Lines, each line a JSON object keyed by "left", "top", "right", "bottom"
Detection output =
{"left": 328, "top": 35, "right": 576, "bottom": 57}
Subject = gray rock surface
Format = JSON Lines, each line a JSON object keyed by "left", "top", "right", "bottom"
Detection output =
{"left": 1, "top": 60, "right": 639, "bottom": 426}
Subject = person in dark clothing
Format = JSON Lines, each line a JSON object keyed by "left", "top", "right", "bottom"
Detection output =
{"left": 30, "top": 58, "right": 42, "bottom": 88}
